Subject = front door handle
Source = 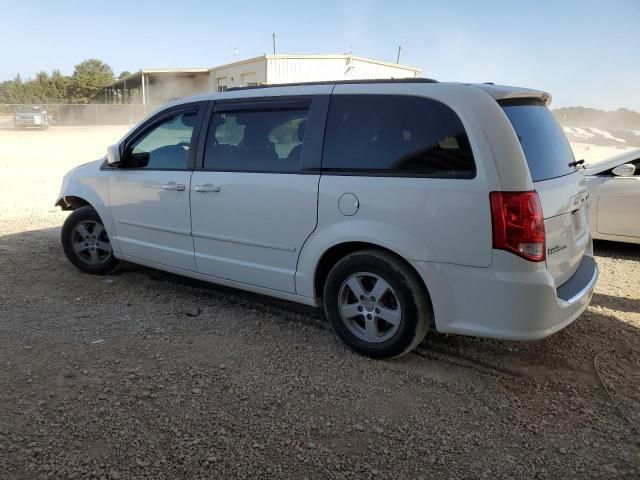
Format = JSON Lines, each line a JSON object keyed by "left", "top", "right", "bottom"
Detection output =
{"left": 194, "top": 184, "right": 221, "bottom": 193}
{"left": 161, "top": 182, "right": 185, "bottom": 191}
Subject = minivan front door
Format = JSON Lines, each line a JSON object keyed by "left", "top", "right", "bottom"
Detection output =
{"left": 190, "top": 97, "right": 328, "bottom": 293}
{"left": 108, "top": 104, "right": 204, "bottom": 271}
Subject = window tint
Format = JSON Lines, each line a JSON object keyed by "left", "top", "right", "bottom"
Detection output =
{"left": 129, "top": 113, "right": 197, "bottom": 169}
{"left": 502, "top": 104, "right": 576, "bottom": 182}
{"left": 322, "top": 95, "right": 475, "bottom": 178}
{"left": 204, "top": 109, "right": 308, "bottom": 172}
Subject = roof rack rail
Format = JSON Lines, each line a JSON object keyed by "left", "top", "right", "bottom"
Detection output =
{"left": 227, "top": 77, "right": 438, "bottom": 92}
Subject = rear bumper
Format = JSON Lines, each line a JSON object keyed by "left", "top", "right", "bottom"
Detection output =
{"left": 410, "top": 250, "right": 597, "bottom": 341}
{"left": 556, "top": 255, "right": 597, "bottom": 304}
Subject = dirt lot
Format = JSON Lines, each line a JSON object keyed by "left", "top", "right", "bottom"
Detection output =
{"left": 0, "top": 126, "right": 639, "bottom": 479}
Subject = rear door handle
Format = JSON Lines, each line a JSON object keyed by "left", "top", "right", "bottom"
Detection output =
{"left": 161, "top": 182, "right": 185, "bottom": 191}
{"left": 194, "top": 184, "right": 221, "bottom": 193}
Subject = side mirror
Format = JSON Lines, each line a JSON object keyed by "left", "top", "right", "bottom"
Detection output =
{"left": 106, "top": 144, "right": 121, "bottom": 166}
{"left": 612, "top": 163, "right": 636, "bottom": 177}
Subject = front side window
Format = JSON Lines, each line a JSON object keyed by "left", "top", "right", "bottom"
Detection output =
{"left": 204, "top": 109, "right": 308, "bottom": 172}
{"left": 322, "top": 95, "right": 476, "bottom": 178}
{"left": 127, "top": 112, "right": 197, "bottom": 169}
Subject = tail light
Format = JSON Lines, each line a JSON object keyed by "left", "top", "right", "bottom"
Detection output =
{"left": 490, "top": 191, "right": 545, "bottom": 262}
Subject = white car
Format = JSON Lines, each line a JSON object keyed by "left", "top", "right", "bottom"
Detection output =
{"left": 56, "top": 79, "right": 597, "bottom": 358}
{"left": 584, "top": 148, "right": 640, "bottom": 244}
{"left": 15, "top": 105, "right": 49, "bottom": 130}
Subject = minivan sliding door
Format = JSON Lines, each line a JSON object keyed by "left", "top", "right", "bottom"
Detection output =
{"left": 190, "top": 94, "right": 330, "bottom": 293}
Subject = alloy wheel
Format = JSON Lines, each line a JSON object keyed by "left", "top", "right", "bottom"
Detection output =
{"left": 71, "top": 221, "right": 112, "bottom": 266}
{"left": 338, "top": 272, "right": 402, "bottom": 343}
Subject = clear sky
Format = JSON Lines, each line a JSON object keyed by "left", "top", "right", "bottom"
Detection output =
{"left": 2, "top": 0, "right": 639, "bottom": 110}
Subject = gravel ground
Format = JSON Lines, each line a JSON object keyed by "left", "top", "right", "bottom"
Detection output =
{"left": 0, "top": 126, "right": 639, "bottom": 479}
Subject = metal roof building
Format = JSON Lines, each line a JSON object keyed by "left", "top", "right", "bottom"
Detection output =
{"left": 105, "top": 68, "right": 210, "bottom": 105}
{"left": 105, "top": 54, "right": 422, "bottom": 105}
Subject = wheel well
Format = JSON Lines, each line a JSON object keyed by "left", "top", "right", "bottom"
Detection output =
{"left": 314, "top": 242, "right": 431, "bottom": 305}
{"left": 56, "top": 196, "right": 90, "bottom": 211}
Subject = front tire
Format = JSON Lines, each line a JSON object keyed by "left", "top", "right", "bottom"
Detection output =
{"left": 323, "top": 250, "right": 431, "bottom": 359}
{"left": 61, "top": 206, "right": 118, "bottom": 274}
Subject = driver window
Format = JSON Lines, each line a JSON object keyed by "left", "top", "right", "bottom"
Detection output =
{"left": 128, "top": 112, "right": 197, "bottom": 169}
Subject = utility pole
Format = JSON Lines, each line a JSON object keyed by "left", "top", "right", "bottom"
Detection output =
{"left": 396, "top": 45, "right": 402, "bottom": 64}
{"left": 272, "top": 33, "right": 276, "bottom": 54}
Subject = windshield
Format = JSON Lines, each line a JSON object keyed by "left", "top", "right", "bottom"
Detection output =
{"left": 503, "top": 103, "right": 576, "bottom": 182}
{"left": 17, "top": 106, "right": 42, "bottom": 113}
{"left": 586, "top": 148, "right": 640, "bottom": 170}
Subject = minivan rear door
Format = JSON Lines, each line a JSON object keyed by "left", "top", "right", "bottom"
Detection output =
{"left": 502, "top": 102, "right": 590, "bottom": 286}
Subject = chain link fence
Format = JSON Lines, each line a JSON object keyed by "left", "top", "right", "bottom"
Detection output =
{"left": 0, "top": 104, "right": 162, "bottom": 126}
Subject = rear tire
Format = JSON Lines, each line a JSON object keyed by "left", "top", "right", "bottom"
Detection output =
{"left": 61, "top": 206, "right": 118, "bottom": 275}
{"left": 323, "top": 249, "right": 431, "bottom": 359}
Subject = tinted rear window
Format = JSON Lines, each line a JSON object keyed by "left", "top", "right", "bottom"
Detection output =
{"left": 323, "top": 95, "right": 476, "bottom": 178}
{"left": 502, "top": 104, "right": 576, "bottom": 182}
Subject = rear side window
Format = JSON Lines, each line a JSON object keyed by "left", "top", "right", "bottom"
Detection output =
{"left": 322, "top": 95, "right": 475, "bottom": 178}
{"left": 204, "top": 109, "right": 308, "bottom": 172}
{"left": 502, "top": 103, "right": 576, "bottom": 182}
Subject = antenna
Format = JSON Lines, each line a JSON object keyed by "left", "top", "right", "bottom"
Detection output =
{"left": 396, "top": 45, "right": 402, "bottom": 64}
{"left": 272, "top": 33, "right": 276, "bottom": 54}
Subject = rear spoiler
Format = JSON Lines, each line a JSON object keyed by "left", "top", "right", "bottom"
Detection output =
{"left": 469, "top": 83, "right": 552, "bottom": 106}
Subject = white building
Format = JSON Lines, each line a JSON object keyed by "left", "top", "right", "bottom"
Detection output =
{"left": 106, "top": 54, "right": 422, "bottom": 105}
{"left": 209, "top": 54, "right": 422, "bottom": 92}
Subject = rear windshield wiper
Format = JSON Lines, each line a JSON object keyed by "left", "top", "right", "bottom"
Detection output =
{"left": 568, "top": 159, "right": 585, "bottom": 168}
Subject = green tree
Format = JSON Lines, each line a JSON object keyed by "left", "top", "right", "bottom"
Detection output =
{"left": 1, "top": 74, "right": 27, "bottom": 103}
{"left": 118, "top": 71, "right": 132, "bottom": 79}
{"left": 0, "top": 59, "right": 118, "bottom": 104}
{"left": 70, "top": 59, "right": 115, "bottom": 103}
{"left": 50, "top": 69, "right": 71, "bottom": 102}
{"left": 31, "top": 71, "right": 51, "bottom": 103}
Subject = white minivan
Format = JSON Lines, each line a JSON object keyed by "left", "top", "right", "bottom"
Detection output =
{"left": 56, "top": 79, "right": 597, "bottom": 358}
